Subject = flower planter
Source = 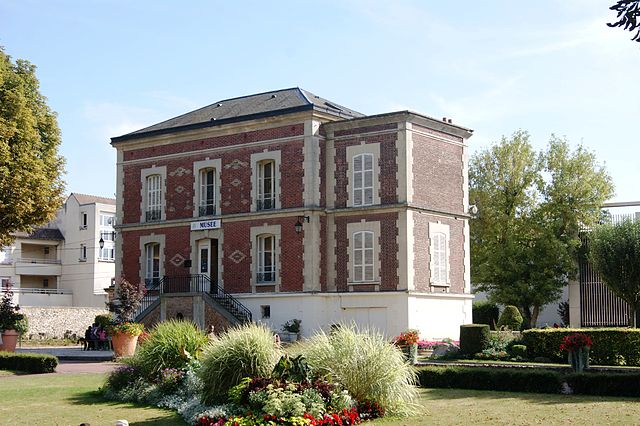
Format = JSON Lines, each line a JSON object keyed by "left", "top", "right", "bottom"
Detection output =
{"left": 111, "top": 331, "right": 139, "bottom": 357}
{"left": 568, "top": 347, "right": 589, "bottom": 372}
{"left": 1, "top": 329, "right": 19, "bottom": 352}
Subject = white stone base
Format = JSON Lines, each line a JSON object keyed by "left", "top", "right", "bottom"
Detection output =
{"left": 234, "top": 291, "right": 474, "bottom": 340}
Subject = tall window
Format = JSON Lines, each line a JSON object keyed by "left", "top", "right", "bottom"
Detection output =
{"left": 79, "top": 212, "right": 88, "bottom": 229}
{"left": 431, "top": 232, "right": 447, "bottom": 285}
{"left": 257, "top": 160, "right": 275, "bottom": 210}
{"left": 79, "top": 244, "right": 87, "bottom": 261}
{"left": 145, "top": 243, "right": 161, "bottom": 286}
{"left": 199, "top": 168, "right": 216, "bottom": 216}
{"left": 353, "top": 153, "right": 374, "bottom": 206}
{"left": 99, "top": 213, "right": 115, "bottom": 261}
{"left": 146, "top": 174, "right": 162, "bottom": 221}
{"left": 1, "top": 277, "right": 11, "bottom": 290}
{"left": 353, "top": 231, "right": 374, "bottom": 282}
{"left": 257, "top": 234, "right": 276, "bottom": 283}
{"left": 0, "top": 247, "right": 12, "bottom": 264}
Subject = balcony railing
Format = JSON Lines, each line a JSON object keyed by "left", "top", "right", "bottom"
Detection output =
{"left": 198, "top": 204, "right": 216, "bottom": 217}
{"left": 257, "top": 196, "right": 275, "bottom": 211}
{"left": 16, "top": 257, "right": 61, "bottom": 265}
{"left": 145, "top": 209, "right": 162, "bottom": 222}
{"left": 257, "top": 271, "right": 276, "bottom": 284}
{"left": 1, "top": 287, "right": 71, "bottom": 295}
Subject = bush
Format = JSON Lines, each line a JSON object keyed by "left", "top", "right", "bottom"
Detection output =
{"left": 510, "top": 344, "right": 528, "bottom": 359}
{"left": 472, "top": 301, "right": 499, "bottom": 329}
{"left": 198, "top": 323, "right": 282, "bottom": 404}
{"left": 459, "top": 324, "right": 490, "bottom": 356}
{"left": 0, "top": 352, "right": 58, "bottom": 373}
{"left": 417, "top": 366, "right": 562, "bottom": 394}
{"left": 522, "top": 328, "right": 640, "bottom": 366}
{"left": 497, "top": 306, "right": 523, "bottom": 331}
{"left": 132, "top": 319, "right": 209, "bottom": 379}
{"left": 94, "top": 314, "right": 112, "bottom": 329}
{"left": 294, "top": 323, "right": 418, "bottom": 416}
{"left": 567, "top": 372, "right": 640, "bottom": 397}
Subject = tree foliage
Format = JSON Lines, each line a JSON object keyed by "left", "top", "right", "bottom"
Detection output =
{"left": 470, "top": 131, "right": 614, "bottom": 328}
{"left": 0, "top": 47, "right": 65, "bottom": 246}
{"left": 107, "top": 277, "right": 146, "bottom": 323}
{"left": 589, "top": 219, "right": 640, "bottom": 327}
{"left": 608, "top": 0, "right": 640, "bottom": 42}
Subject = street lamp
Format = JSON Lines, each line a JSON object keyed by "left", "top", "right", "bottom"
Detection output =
{"left": 99, "top": 231, "right": 116, "bottom": 249}
{"left": 294, "top": 216, "right": 310, "bottom": 234}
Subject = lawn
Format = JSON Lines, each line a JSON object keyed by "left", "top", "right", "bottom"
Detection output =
{"left": 0, "top": 373, "right": 186, "bottom": 425}
{"left": 1, "top": 372, "right": 640, "bottom": 425}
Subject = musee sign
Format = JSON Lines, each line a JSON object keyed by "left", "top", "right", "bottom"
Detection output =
{"left": 190, "top": 219, "right": 221, "bottom": 231}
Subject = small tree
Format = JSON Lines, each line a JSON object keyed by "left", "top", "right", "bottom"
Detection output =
{"left": 589, "top": 219, "right": 640, "bottom": 327}
{"left": 497, "top": 305, "right": 524, "bottom": 331}
{"left": 107, "top": 277, "right": 146, "bottom": 323}
{"left": 0, "top": 289, "right": 24, "bottom": 331}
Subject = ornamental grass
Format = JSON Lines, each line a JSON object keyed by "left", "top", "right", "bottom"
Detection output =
{"left": 292, "top": 323, "right": 419, "bottom": 416}
{"left": 198, "top": 322, "right": 282, "bottom": 404}
{"left": 132, "top": 319, "right": 209, "bottom": 379}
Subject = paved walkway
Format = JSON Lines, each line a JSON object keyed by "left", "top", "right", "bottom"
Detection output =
{"left": 17, "top": 345, "right": 114, "bottom": 361}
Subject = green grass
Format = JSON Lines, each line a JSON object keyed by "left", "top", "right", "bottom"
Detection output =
{"left": 372, "top": 388, "right": 640, "bottom": 425}
{"left": 0, "top": 373, "right": 186, "bottom": 425}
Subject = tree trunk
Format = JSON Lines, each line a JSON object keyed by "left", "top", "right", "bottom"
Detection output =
{"left": 530, "top": 305, "right": 540, "bottom": 329}
{"left": 521, "top": 305, "right": 533, "bottom": 330}
{"left": 630, "top": 305, "right": 638, "bottom": 328}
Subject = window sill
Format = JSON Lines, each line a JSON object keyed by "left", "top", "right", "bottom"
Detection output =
{"left": 98, "top": 259, "right": 115, "bottom": 263}
{"left": 430, "top": 282, "right": 451, "bottom": 287}
{"left": 78, "top": 258, "right": 87, "bottom": 262}
{"left": 348, "top": 281, "right": 380, "bottom": 285}
{"left": 256, "top": 281, "right": 278, "bottom": 286}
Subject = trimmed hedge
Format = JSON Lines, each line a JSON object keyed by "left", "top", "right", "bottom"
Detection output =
{"left": 497, "top": 305, "right": 523, "bottom": 331}
{"left": 459, "top": 324, "right": 490, "bottom": 355}
{"left": 472, "top": 301, "right": 499, "bottom": 329}
{"left": 0, "top": 351, "right": 58, "bottom": 373}
{"left": 522, "top": 328, "right": 640, "bottom": 366}
{"left": 418, "top": 366, "right": 562, "bottom": 394}
{"left": 418, "top": 366, "right": 640, "bottom": 397}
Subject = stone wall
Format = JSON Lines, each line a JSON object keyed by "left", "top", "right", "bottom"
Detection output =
{"left": 21, "top": 307, "right": 110, "bottom": 339}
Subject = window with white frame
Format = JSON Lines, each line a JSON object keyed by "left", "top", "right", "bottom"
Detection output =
{"left": 353, "top": 230, "right": 375, "bottom": 281}
{"left": 353, "top": 153, "right": 374, "bottom": 206}
{"left": 429, "top": 222, "right": 450, "bottom": 286}
{"left": 99, "top": 213, "right": 115, "bottom": 261}
{"left": 257, "top": 234, "right": 276, "bottom": 283}
{"left": 79, "top": 212, "right": 88, "bottom": 229}
{"left": 79, "top": 244, "right": 87, "bottom": 261}
{"left": 199, "top": 168, "right": 216, "bottom": 216}
{"left": 145, "top": 243, "right": 161, "bottom": 286}
{"left": 146, "top": 174, "right": 162, "bottom": 222}
{"left": 257, "top": 160, "right": 276, "bottom": 211}
{"left": 0, "top": 277, "right": 10, "bottom": 290}
{"left": 0, "top": 247, "right": 12, "bottom": 264}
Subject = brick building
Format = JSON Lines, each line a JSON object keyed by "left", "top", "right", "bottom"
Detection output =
{"left": 111, "top": 88, "right": 474, "bottom": 339}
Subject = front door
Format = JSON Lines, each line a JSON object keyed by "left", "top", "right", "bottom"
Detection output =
{"left": 198, "top": 239, "right": 218, "bottom": 292}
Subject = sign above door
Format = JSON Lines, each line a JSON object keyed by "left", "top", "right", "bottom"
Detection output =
{"left": 190, "top": 219, "right": 221, "bottom": 231}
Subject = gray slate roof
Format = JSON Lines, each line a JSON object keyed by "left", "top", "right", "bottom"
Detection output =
{"left": 71, "top": 193, "right": 116, "bottom": 206}
{"left": 14, "top": 227, "right": 65, "bottom": 241}
{"left": 112, "top": 88, "right": 363, "bottom": 142}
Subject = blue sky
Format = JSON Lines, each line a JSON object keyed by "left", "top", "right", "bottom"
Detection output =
{"left": 1, "top": 0, "right": 638, "bottom": 206}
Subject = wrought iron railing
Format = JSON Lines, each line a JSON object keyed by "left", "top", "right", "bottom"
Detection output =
{"left": 135, "top": 274, "right": 252, "bottom": 323}
{"left": 257, "top": 272, "right": 276, "bottom": 284}
{"left": 145, "top": 209, "right": 162, "bottom": 222}
{"left": 257, "top": 196, "right": 275, "bottom": 211}
{"left": 198, "top": 204, "right": 216, "bottom": 217}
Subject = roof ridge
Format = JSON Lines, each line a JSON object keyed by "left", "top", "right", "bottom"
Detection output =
{"left": 71, "top": 192, "right": 116, "bottom": 200}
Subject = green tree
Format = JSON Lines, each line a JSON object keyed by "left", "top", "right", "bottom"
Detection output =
{"left": 589, "top": 219, "right": 640, "bottom": 327}
{"left": 470, "top": 131, "right": 614, "bottom": 328}
{"left": 0, "top": 47, "right": 65, "bottom": 246}
{"left": 608, "top": 0, "right": 640, "bottom": 42}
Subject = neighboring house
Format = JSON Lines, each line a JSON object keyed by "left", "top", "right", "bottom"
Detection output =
{"left": 0, "top": 193, "right": 116, "bottom": 308}
{"left": 111, "top": 88, "right": 474, "bottom": 339}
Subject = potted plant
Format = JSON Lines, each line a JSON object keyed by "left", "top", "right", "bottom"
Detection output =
{"left": 560, "top": 333, "right": 592, "bottom": 372}
{"left": 0, "top": 289, "right": 25, "bottom": 352}
{"left": 107, "top": 277, "right": 146, "bottom": 357}
{"left": 393, "top": 329, "right": 420, "bottom": 364}
{"left": 281, "top": 319, "right": 302, "bottom": 342}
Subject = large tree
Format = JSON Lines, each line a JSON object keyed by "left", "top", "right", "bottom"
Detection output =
{"left": 608, "top": 0, "right": 640, "bottom": 42}
{"left": 470, "top": 131, "right": 614, "bottom": 328}
{"left": 589, "top": 219, "right": 640, "bottom": 327}
{"left": 0, "top": 48, "right": 65, "bottom": 245}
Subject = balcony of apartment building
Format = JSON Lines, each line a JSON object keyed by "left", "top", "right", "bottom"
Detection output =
{"left": 14, "top": 242, "right": 62, "bottom": 276}
{"left": 3, "top": 275, "right": 73, "bottom": 307}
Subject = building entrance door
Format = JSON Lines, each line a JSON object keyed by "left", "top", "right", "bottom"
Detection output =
{"left": 198, "top": 239, "right": 218, "bottom": 292}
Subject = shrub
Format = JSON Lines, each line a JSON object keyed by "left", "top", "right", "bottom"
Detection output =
{"left": 472, "top": 301, "right": 499, "bottom": 329}
{"left": 417, "top": 366, "right": 562, "bottom": 394}
{"left": 198, "top": 322, "right": 282, "bottom": 404}
{"left": 510, "top": 344, "right": 528, "bottom": 359}
{"left": 522, "top": 328, "right": 640, "bottom": 366}
{"left": 295, "top": 323, "right": 418, "bottom": 416}
{"left": 567, "top": 372, "right": 640, "bottom": 397}
{"left": 132, "top": 319, "right": 208, "bottom": 379}
{"left": 0, "top": 352, "right": 58, "bottom": 373}
{"left": 104, "top": 364, "right": 143, "bottom": 392}
{"left": 459, "top": 324, "right": 490, "bottom": 356}
{"left": 94, "top": 314, "right": 112, "bottom": 329}
{"left": 497, "top": 305, "right": 523, "bottom": 331}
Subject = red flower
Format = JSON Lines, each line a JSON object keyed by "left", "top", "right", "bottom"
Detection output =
{"left": 559, "top": 333, "right": 592, "bottom": 352}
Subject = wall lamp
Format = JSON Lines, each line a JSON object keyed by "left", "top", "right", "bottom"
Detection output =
{"left": 99, "top": 231, "right": 117, "bottom": 250}
{"left": 294, "top": 216, "right": 310, "bottom": 234}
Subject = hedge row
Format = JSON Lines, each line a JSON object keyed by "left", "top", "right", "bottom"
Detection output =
{"left": 522, "top": 328, "right": 640, "bottom": 366}
{"left": 0, "top": 352, "right": 58, "bottom": 373}
{"left": 418, "top": 366, "right": 640, "bottom": 397}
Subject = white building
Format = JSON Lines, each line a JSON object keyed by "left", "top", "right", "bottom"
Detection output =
{"left": 0, "top": 193, "right": 116, "bottom": 308}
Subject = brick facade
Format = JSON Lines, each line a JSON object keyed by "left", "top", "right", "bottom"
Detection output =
{"left": 113, "top": 89, "right": 473, "bottom": 337}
